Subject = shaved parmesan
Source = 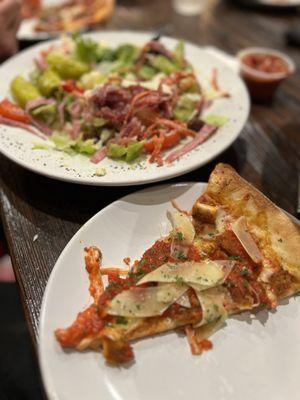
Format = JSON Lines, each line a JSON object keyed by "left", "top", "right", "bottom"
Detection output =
{"left": 137, "top": 260, "right": 233, "bottom": 288}
{"left": 167, "top": 211, "right": 195, "bottom": 245}
{"left": 175, "top": 292, "right": 191, "bottom": 308}
{"left": 108, "top": 283, "right": 188, "bottom": 318}
{"left": 231, "top": 216, "right": 262, "bottom": 264}
{"left": 190, "top": 315, "right": 226, "bottom": 345}
{"left": 191, "top": 286, "right": 228, "bottom": 327}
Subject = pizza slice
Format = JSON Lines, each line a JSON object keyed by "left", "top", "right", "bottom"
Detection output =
{"left": 55, "top": 163, "right": 300, "bottom": 364}
{"left": 34, "top": 0, "right": 114, "bottom": 33}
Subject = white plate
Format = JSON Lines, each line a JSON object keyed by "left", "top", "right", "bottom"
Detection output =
{"left": 39, "top": 182, "right": 300, "bottom": 400}
{"left": 0, "top": 31, "right": 249, "bottom": 186}
{"left": 17, "top": 18, "right": 51, "bottom": 41}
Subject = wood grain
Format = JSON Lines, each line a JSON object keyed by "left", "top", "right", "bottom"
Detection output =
{"left": 0, "top": 0, "right": 299, "bottom": 344}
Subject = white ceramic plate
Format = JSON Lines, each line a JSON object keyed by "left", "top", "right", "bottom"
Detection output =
{"left": 17, "top": 18, "right": 51, "bottom": 41}
{"left": 0, "top": 31, "right": 249, "bottom": 186}
{"left": 39, "top": 182, "right": 300, "bottom": 400}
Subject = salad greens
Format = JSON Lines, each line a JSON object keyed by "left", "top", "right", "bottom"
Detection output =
{"left": 3, "top": 35, "right": 229, "bottom": 167}
{"left": 202, "top": 114, "right": 228, "bottom": 127}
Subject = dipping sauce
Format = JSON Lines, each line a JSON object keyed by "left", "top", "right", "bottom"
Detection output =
{"left": 242, "top": 53, "right": 289, "bottom": 74}
{"left": 237, "top": 48, "right": 295, "bottom": 102}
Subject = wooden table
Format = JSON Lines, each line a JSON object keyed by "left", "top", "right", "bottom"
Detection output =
{"left": 1, "top": 0, "right": 299, "bottom": 345}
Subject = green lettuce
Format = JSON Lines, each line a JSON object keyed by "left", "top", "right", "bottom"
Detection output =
{"left": 202, "top": 114, "right": 228, "bottom": 127}
{"left": 107, "top": 141, "right": 144, "bottom": 162}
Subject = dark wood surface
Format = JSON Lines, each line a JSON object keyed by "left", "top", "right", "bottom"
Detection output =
{"left": 1, "top": 0, "right": 300, "bottom": 344}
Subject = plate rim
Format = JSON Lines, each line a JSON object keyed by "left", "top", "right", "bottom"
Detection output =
{"left": 0, "top": 31, "right": 250, "bottom": 186}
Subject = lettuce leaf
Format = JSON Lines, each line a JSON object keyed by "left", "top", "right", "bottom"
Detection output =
{"left": 202, "top": 114, "right": 228, "bottom": 127}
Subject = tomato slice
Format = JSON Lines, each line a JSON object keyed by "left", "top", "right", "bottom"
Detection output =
{"left": 0, "top": 99, "right": 30, "bottom": 123}
{"left": 61, "top": 80, "right": 84, "bottom": 95}
{"left": 144, "top": 131, "right": 181, "bottom": 153}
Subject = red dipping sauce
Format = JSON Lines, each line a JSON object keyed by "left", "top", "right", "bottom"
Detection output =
{"left": 237, "top": 48, "right": 295, "bottom": 102}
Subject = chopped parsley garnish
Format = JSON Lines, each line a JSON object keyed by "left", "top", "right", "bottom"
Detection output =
{"left": 208, "top": 232, "right": 215, "bottom": 237}
{"left": 228, "top": 255, "right": 241, "bottom": 261}
{"left": 176, "top": 231, "right": 184, "bottom": 241}
{"left": 176, "top": 251, "right": 188, "bottom": 261}
{"left": 116, "top": 316, "right": 128, "bottom": 325}
{"left": 163, "top": 256, "right": 169, "bottom": 263}
{"left": 136, "top": 304, "right": 141, "bottom": 310}
{"left": 278, "top": 238, "right": 283, "bottom": 243}
{"left": 240, "top": 267, "right": 250, "bottom": 277}
{"left": 175, "top": 275, "right": 184, "bottom": 284}
{"left": 139, "top": 259, "right": 147, "bottom": 267}
{"left": 213, "top": 304, "right": 219, "bottom": 312}
{"left": 106, "top": 281, "right": 121, "bottom": 289}
{"left": 128, "top": 269, "right": 147, "bottom": 281}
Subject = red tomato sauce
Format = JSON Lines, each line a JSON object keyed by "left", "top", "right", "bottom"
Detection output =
{"left": 241, "top": 53, "right": 289, "bottom": 74}
{"left": 239, "top": 51, "right": 293, "bottom": 102}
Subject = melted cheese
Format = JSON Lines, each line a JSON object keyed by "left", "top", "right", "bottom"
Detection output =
{"left": 137, "top": 260, "right": 233, "bottom": 288}
{"left": 108, "top": 283, "right": 188, "bottom": 318}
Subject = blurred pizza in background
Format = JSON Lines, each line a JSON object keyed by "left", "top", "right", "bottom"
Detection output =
{"left": 21, "top": 0, "right": 41, "bottom": 19}
{"left": 20, "top": 0, "right": 114, "bottom": 37}
{"left": 35, "top": 0, "right": 115, "bottom": 33}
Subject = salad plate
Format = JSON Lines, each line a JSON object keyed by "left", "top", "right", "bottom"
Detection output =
{"left": 0, "top": 31, "right": 249, "bottom": 186}
{"left": 39, "top": 181, "right": 300, "bottom": 400}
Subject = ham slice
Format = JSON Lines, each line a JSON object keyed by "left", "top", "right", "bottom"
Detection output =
{"left": 0, "top": 116, "right": 47, "bottom": 140}
{"left": 165, "top": 124, "right": 217, "bottom": 163}
{"left": 69, "top": 120, "right": 81, "bottom": 139}
{"left": 90, "top": 146, "right": 107, "bottom": 164}
{"left": 26, "top": 97, "right": 55, "bottom": 113}
{"left": 28, "top": 116, "right": 52, "bottom": 136}
{"left": 34, "top": 55, "right": 47, "bottom": 71}
{"left": 69, "top": 101, "right": 82, "bottom": 119}
{"left": 58, "top": 101, "right": 65, "bottom": 128}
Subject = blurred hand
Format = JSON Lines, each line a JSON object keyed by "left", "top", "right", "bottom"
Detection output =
{"left": 0, "top": 0, "right": 21, "bottom": 61}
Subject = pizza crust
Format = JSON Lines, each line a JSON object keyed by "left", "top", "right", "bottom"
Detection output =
{"left": 202, "top": 163, "right": 300, "bottom": 282}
